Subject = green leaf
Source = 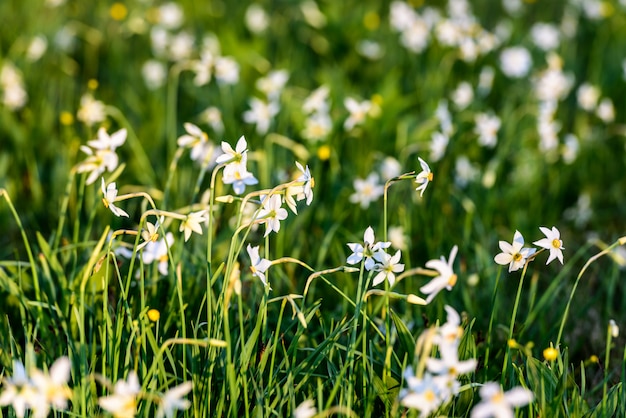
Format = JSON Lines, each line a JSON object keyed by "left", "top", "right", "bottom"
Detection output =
{"left": 390, "top": 308, "right": 415, "bottom": 364}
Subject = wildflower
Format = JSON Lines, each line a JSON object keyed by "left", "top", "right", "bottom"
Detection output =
{"left": 156, "top": 381, "right": 192, "bottom": 418}
{"left": 293, "top": 399, "right": 317, "bottom": 418}
{"left": 77, "top": 93, "right": 106, "bottom": 126}
{"left": 430, "top": 131, "right": 449, "bottom": 162}
{"left": 147, "top": 309, "right": 161, "bottom": 322}
{"left": 532, "top": 226, "right": 564, "bottom": 265}
{"left": 596, "top": 98, "right": 615, "bottom": 123}
{"left": 216, "top": 136, "right": 248, "bottom": 165}
{"left": 0, "top": 360, "right": 34, "bottom": 418}
{"left": 494, "top": 231, "right": 536, "bottom": 272}
{"left": 399, "top": 368, "right": 443, "bottom": 417}
{"left": 415, "top": 157, "right": 433, "bottom": 197}
{"left": 179, "top": 210, "right": 208, "bottom": 242}
{"left": 388, "top": 225, "right": 408, "bottom": 251}
{"left": 245, "top": 3, "right": 269, "bottom": 34}
{"left": 246, "top": 244, "right": 272, "bottom": 286}
{"left": 301, "top": 112, "right": 332, "bottom": 142}
{"left": 433, "top": 305, "right": 464, "bottom": 348}
{"left": 137, "top": 218, "right": 163, "bottom": 250}
{"left": 561, "top": 134, "right": 579, "bottom": 164}
{"left": 543, "top": 346, "right": 558, "bottom": 361}
{"left": 499, "top": 46, "right": 532, "bottom": 78}
{"left": 256, "top": 69, "right": 289, "bottom": 101}
{"left": 349, "top": 173, "right": 384, "bottom": 209}
{"left": 379, "top": 156, "right": 402, "bottom": 182}
{"left": 346, "top": 226, "right": 391, "bottom": 271}
{"left": 101, "top": 178, "right": 129, "bottom": 218}
{"left": 1, "top": 62, "right": 28, "bottom": 110}
{"left": 426, "top": 348, "right": 477, "bottom": 397}
{"left": 88, "top": 127, "right": 127, "bottom": 151}
{"left": 177, "top": 123, "right": 213, "bottom": 162}
{"left": 303, "top": 85, "right": 330, "bottom": 114}
{"left": 142, "top": 233, "right": 174, "bottom": 275}
{"left": 343, "top": 97, "right": 371, "bottom": 131}
{"left": 530, "top": 23, "right": 560, "bottom": 51}
{"left": 609, "top": 319, "right": 619, "bottom": 338}
{"left": 199, "top": 106, "right": 224, "bottom": 134}
{"left": 420, "top": 246, "right": 458, "bottom": 304}
{"left": 157, "top": 2, "right": 184, "bottom": 30}
{"left": 470, "top": 382, "right": 534, "bottom": 418}
{"left": 285, "top": 162, "right": 315, "bottom": 213}
{"left": 257, "top": 195, "right": 288, "bottom": 237}
{"left": 214, "top": 56, "right": 240, "bottom": 85}
{"left": 243, "top": 97, "right": 279, "bottom": 135}
{"left": 454, "top": 156, "right": 479, "bottom": 188}
{"left": 474, "top": 113, "right": 500, "bottom": 148}
{"left": 372, "top": 250, "right": 404, "bottom": 287}
{"left": 451, "top": 82, "right": 474, "bottom": 110}
{"left": 142, "top": 60, "right": 167, "bottom": 90}
{"left": 98, "top": 371, "right": 141, "bottom": 418}
{"left": 577, "top": 83, "right": 600, "bottom": 111}
{"left": 29, "top": 357, "right": 72, "bottom": 417}
{"left": 222, "top": 156, "right": 259, "bottom": 195}
{"left": 77, "top": 147, "right": 119, "bottom": 185}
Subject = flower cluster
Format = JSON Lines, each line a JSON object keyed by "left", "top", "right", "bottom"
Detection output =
{"left": 494, "top": 227, "right": 564, "bottom": 272}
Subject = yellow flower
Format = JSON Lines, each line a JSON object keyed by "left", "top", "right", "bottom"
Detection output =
{"left": 147, "top": 309, "right": 160, "bottom": 322}
{"left": 317, "top": 145, "right": 331, "bottom": 161}
{"left": 110, "top": 3, "right": 128, "bottom": 21}
{"left": 543, "top": 346, "right": 558, "bottom": 361}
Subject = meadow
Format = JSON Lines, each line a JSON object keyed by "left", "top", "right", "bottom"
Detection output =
{"left": 1, "top": 0, "right": 626, "bottom": 416}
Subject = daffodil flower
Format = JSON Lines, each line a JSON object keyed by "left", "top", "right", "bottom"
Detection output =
{"left": 344, "top": 97, "right": 372, "bottom": 131}
{"left": 420, "top": 246, "right": 458, "bottom": 304}
{"left": 415, "top": 157, "right": 433, "bottom": 197}
{"left": 216, "top": 136, "right": 248, "bottom": 165}
{"left": 246, "top": 244, "right": 272, "bottom": 286}
{"left": 470, "top": 383, "right": 533, "bottom": 418}
{"left": 399, "top": 368, "right": 443, "bottom": 416}
{"left": 372, "top": 249, "right": 405, "bottom": 287}
{"left": 156, "top": 381, "right": 193, "bottom": 418}
{"left": 346, "top": 226, "right": 391, "bottom": 271}
{"left": 256, "top": 195, "right": 288, "bottom": 237}
{"left": 0, "top": 360, "right": 33, "bottom": 418}
{"left": 532, "top": 226, "right": 564, "bottom": 264}
{"left": 179, "top": 210, "right": 208, "bottom": 242}
{"left": 494, "top": 231, "right": 536, "bottom": 272}
{"left": 101, "top": 178, "right": 129, "bottom": 218}
{"left": 177, "top": 123, "right": 213, "bottom": 162}
{"left": 222, "top": 156, "right": 258, "bottom": 195}
{"left": 98, "top": 372, "right": 141, "bottom": 418}
{"left": 77, "top": 148, "right": 119, "bottom": 185}
{"left": 284, "top": 162, "right": 315, "bottom": 214}
{"left": 87, "top": 127, "right": 127, "bottom": 151}
{"left": 29, "top": 357, "right": 72, "bottom": 417}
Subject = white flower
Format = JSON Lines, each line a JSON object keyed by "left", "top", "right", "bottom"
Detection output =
{"left": 596, "top": 98, "right": 615, "bottom": 123}
{"left": 243, "top": 97, "right": 280, "bottom": 135}
{"left": 420, "top": 246, "right": 458, "bottom": 304}
{"left": 76, "top": 147, "right": 119, "bottom": 185}
{"left": 216, "top": 136, "right": 248, "bottom": 165}
{"left": 142, "top": 233, "right": 174, "bottom": 276}
{"left": 256, "top": 69, "right": 289, "bottom": 101}
{"left": 343, "top": 97, "right": 371, "bottom": 131}
{"left": 199, "top": 106, "right": 224, "bottom": 134}
{"left": 399, "top": 369, "right": 443, "bottom": 417}
{"left": 430, "top": 131, "right": 449, "bottom": 162}
{"left": 388, "top": 225, "right": 408, "bottom": 251}
{"left": 451, "top": 81, "right": 474, "bottom": 110}
{"left": 532, "top": 226, "right": 564, "bottom": 265}
{"left": 415, "top": 157, "right": 433, "bottom": 197}
{"left": 222, "top": 156, "right": 259, "bottom": 195}
{"left": 303, "top": 85, "right": 330, "bottom": 114}
{"left": 177, "top": 123, "right": 212, "bottom": 162}
{"left": 179, "top": 210, "right": 208, "bottom": 242}
{"left": 142, "top": 60, "right": 167, "bottom": 90}
{"left": 214, "top": 56, "right": 240, "bottom": 85}
{"left": 379, "top": 156, "right": 402, "bottom": 182}
{"left": 301, "top": 112, "right": 332, "bottom": 142}
{"left": 475, "top": 113, "right": 501, "bottom": 148}
{"left": 156, "top": 381, "right": 192, "bottom": 418}
{"left": 88, "top": 127, "right": 127, "bottom": 151}
{"left": 245, "top": 4, "right": 269, "bottom": 34}
{"left": 346, "top": 226, "right": 391, "bottom": 271}
{"left": 157, "top": 2, "right": 184, "bottom": 30}
{"left": 470, "top": 383, "right": 533, "bottom": 418}
{"left": 349, "top": 173, "right": 384, "bottom": 209}
{"left": 530, "top": 23, "right": 560, "bottom": 51}
{"left": 98, "top": 371, "right": 141, "bottom": 418}
{"left": 29, "top": 357, "right": 72, "bottom": 418}
{"left": 0, "top": 360, "right": 34, "bottom": 418}
{"left": 499, "top": 46, "right": 532, "bottom": 78}
{"left": 247, "top": 244, "right": 272, "bottom": 286}
{"left": 285, "top": 162, "right": 314, "bottom": 214}
{"left": 101, "top": 178, "right": 129, "bottom": 218}
{"left": 293, "top": 399, "right": 317, "bottom": 418}
{"left": 494, "top": 230, "right": 536, "bottom": 272}
{"left": 609, "top": 319, "right": 619, "bottom": 338}
{"left": 257, "top": 195, "right": 288, "bottom": 237}
{"left": 372, "top": 250, "right": 404, "bottom": 287}
{"left": 77, "top": 93, "right": 106, "bottom": 126}
{"left": 577, "top": 83, "right": 600, "bottom": 111}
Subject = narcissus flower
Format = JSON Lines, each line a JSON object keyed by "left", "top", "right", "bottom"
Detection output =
{"left": 420, "top": 246, "right": 458, "bottom": 304}
{"left": 216, "top": 136, "right": 248, "bottom": 165}
{"left": 246, "top": 244, "right": 272, "bottom": 286}
{"left": 372, "top": 250, "right": 404, "bottom": 287}
{"left": 346, "top": 226, "right": 390, "bottom": 271}
{"left": 179, "top": 210, "right": 208, "bottom": 242}
{"left": 470, "top": 382, "right": 534, "bottom": 418}
{"left": 415, "top": 157, "right": 433, "bottom": 197}
{"left": 156, "top": 381, "right": 193, "bottom": 418}
{"left": 532, "top": 226, "right": 564, "bottom": 265}
{"left": 101, "top": 178, "right": 129, "bottom": 218}
{"left": 256, "top": 195, "right": 288, "bottom": 237}
{"left": 494, "top": 231, "right": 536, "bottom": 272}
{"left": 98, "top": 372, "right": 141, "bottom": 418}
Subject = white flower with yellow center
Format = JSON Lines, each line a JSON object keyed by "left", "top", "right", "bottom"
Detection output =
{"left": 533, "top": 226, "right": 564, "bottom": 265}
{"left": 494, "top": 230, "right": 536, "bottom": 272}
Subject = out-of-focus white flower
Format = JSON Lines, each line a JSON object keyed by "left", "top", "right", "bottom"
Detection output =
{"left": 98, "top": 372, "right": 142, "bottom": 418}
{"left": 357, "top": 40, "right": 384, "bottom": 60}
{"left": 390, "top": 1, "right": 417, "bottom": 32}
{"left": 245, "top": 3, "right": 269, "bottom": 34}
{"left": 214, "top": 56, "right": 240, "bottom": 85}
{"left": 534, "top": 55, "right": 573, "bottom": 103}
{"left": 454, "top": 156, "right": 479, "bottom": 188}
{"left": 475, "top": 113, "right": 500, "bottom": 148}
{"left": 300, "top": 0, "right": 327, "bottom": 28}
{"left": 561, "top": 133, "right": 579, "bottom": 164}
{"left": 577, "top": 83, "right": 600, "bottom": 111}
{"left": 179, "top": 210, "right": 208, "bottom": 242}
{"left": 451, "top": 82, "right": 474, "bottom": 110}
{"left": 243, "top": 97, "right": 279, "bottom": 135}
{"left": 531, "top": 23, "right": 560, "bottom": 51}
{"left": 157, "top": 2, "right": 184, "bottom": 30}
{"left": 167, "top": 31, "right": 195, "bottom": 62}
{"left": 142, "top": 60, "right": 167, "bottom": 90}
{"left": 596, "top": 98, "right": 615, "bottom": 123}
{"left": 293, "top": 399, "right": 317, "bottom": 418}
{"left": 301, "top": 112, "right": 332, "bottom": 142}
{"left": 435, "top": 100, "right": 453, "bottom": 136}
{"left": 471, "top": 383, "right": 534, "bottom": 418}
{"left": 388, "top": 226, "right": 408, "bottom": 251}
{"left": 344, "top": 97, "right": 371, "bottom": 131}
{"left": 478, "top": 66, "right": 495, "bottom": 95}
{"left": 499, "top": 46, "right": 532, "bottom": 78}
{"left": 101, "top": 178, "right": 129, "bottom": 218}
{"left": 77, "top": 93, "right": 106, "bottom": 126}
{"left": 156, "top": 382, "right": 192, "bottom": 418}
{"left": 399, "top": 369, "right": 443, "bottom": 416}
{"left": 430, "top": 131, "right": 449, "bottom": 162}
{"left": 303, "top": 85, "right": 330, "bottom": 115}
{"left": 177, "top": 123, "right": 214, "bottom": 163}
{"left": 401, "top": 19, "right": 430, "bottom": 53}
{"left": 77, "top": 128, "right": 126, "bottom": 185}
{"left": 26, "top": 35, "right": 48, "bottom": 62}
{"left": 349, "top": 173, "right": 384, "bottom": 209}
{"left": 256, "top": 70, "right": 289, "bottom": 101}
{"left": 199, "top": 106, "right": 224, "bottom": 134}
{"left": 380, "top": 156, "right": 402, "bottom": 181}
{"left": 29, "top": 357, "right": 72, "bottom": 418}
{"left": 564, "top": 193, "right": 592, "bottom": 227}
{"left": 609, "top": 319, "right": 619, "bottom": 338}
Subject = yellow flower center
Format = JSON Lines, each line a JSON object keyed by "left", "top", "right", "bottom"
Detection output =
{"left": 427, "top": 172, "right": 434, "bottom": 181}
{"left": 448, "top": 274, "right": 457, "bottom": 286}
{"left": 425, "top": 389, "right": 436, "bottom": 402}
{"left": 513, "top": 252, "right": 523, "bottom": 262}
{"left": 552, "top": 239, "right": 561, "bottom": 249}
